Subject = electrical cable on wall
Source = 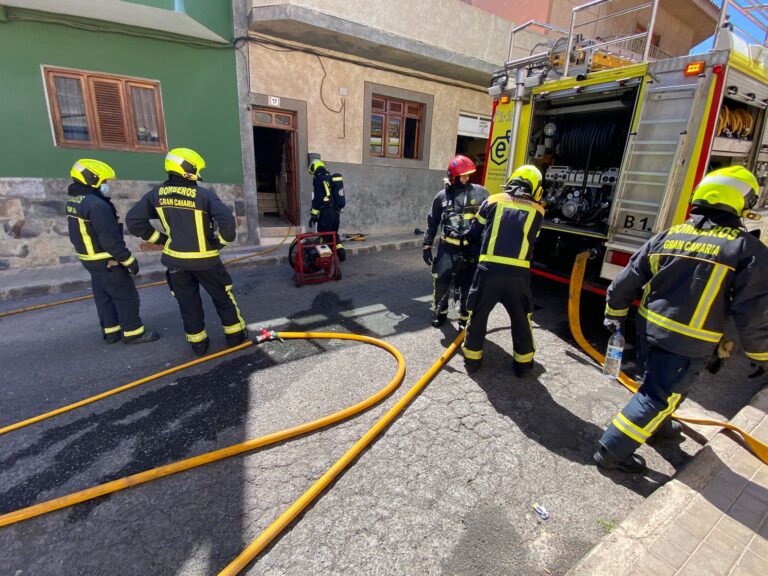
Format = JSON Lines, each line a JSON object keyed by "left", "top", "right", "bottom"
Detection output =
{"left": 317, "top": 55, "right": 346, "bottom": 139}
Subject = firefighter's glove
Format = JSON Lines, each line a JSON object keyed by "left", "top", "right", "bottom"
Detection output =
{"left": 309, "top": 215, "right": 318, "bottom": 227}
{"left": 716, "top": 339, "right": 735, "bottom": 359}
{"left": 123, "top": 258, "right": 139, "bottom": 276}
{"left": 423, "top": 246, "right": 433, "bottom": 266}
{"left": 603, "top": 318, "right": 622, "bottom": 333}
{"left": 706, "top": 339, "right": 735, "bottom": 374}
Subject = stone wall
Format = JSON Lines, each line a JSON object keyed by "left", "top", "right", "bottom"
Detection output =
{"left": 0, "top": 178, "right": 247, "bottom": 270}
{"left": 331, "top": 163, "right": 444, "bottom": 235}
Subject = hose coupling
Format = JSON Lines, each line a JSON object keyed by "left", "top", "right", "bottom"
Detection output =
{"left": 254, "top": 327, "right": 281, "bottom": 344}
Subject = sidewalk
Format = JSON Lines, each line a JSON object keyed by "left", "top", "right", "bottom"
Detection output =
{"left": 0, "top": 232, "right": 422, "bottom": 301}
{"left": 568, "top": 388, "right": 768, "bottom": 576}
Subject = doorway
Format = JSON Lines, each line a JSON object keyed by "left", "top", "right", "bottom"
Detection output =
{"left": 456, "top": 113, "right": 491, "bottom": 185}
{"left": 252, "top": 108, "right": 299, "bottom": 226}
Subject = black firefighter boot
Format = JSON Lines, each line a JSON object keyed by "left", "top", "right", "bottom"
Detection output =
{"left": 104, "top": 332, "right": 122, "bottom": 344}
{"left": 650, "top": 418, "right": 683, "bottom": 442}
{"left": 464, "top": 358, "right": 482, "bottom": 374}
{"left": 513, "top": 360, "right": 533, "bottom": 378}
{"left": 432, "top": 311, "right": 448, "bottom": 328}
{"left": 124, "top": 330, "right": 160, "bottom": 345}
{"left": 190, "top": 337, "right": 210, "bottom": 357}
{"left": 593, "top": 445, "right": 647, "bottom": 474}
{"left": 226, "top": 328, "right": 250, "bottom": 348}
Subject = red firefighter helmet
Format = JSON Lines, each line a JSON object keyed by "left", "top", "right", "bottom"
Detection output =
{"left": 447, "top": 155, "right": 476, "bottom": 181}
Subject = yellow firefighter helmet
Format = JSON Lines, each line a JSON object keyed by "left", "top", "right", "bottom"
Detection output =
{"left": 165, "top": 148, "right": 206, "bottom": 181}
{"left": 70, "top": 159, "right": 115, "bottom": 188}
{"left": 692, "top": 166, "right": 759, "bottom": 217}
{"left": 507, "top": 165, "right": 543, "bottom": 201}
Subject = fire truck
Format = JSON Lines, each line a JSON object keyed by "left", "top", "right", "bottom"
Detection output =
{"left": 483, "top": 0, "right": 768, "bottom": 282}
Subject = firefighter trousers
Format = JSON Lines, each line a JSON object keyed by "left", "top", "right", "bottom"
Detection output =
{"left": 599, "top": 344, "right": 707, "bottom": 460}
{"left": 317, "top": 207, "right": 345, "bottom": 261}
{"left": 462, "top": 267, "right": 535, "bottom": 366}
{"left": 166, "top": 262, "right": 246, "bottom": 344}
{"left": 88, "top": 262, "right": 145, "bottom": 338}
{"left": 431, "top": 243, "right": 475, "bottom": 322}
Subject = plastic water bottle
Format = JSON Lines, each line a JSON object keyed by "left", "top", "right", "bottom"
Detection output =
{"left": 603, "top": 327, "right": 625, "bottom": 380}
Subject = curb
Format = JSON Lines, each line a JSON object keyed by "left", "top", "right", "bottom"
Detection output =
{"left": 566, "top": 388, "right": 768, "bottom": 576}
{"left": 0, "top": 238, "right": 422, "bottom": 302}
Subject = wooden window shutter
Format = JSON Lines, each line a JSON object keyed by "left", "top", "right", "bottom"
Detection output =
{"left": 89, "top": 77, "right": 130, "bottom": 147}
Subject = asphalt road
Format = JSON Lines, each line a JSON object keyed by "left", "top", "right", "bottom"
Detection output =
{"left": 0, "top": 245, "right": 764, "bottom": 576}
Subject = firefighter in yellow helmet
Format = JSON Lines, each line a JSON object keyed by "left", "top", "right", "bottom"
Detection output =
{"left": 126, "top": 148, "right": 248, "bottom": 356}
{"left": 308, "top": 159, "right": 347, "bottom": 261}
{"left": 66, "top": 159, "right": 159, "bottom": 344}
{"left": 595, "top": 166, "right": 768, "bottom": 474}
{"left": 461, "top": 165, "right": 544, "bottom": 376}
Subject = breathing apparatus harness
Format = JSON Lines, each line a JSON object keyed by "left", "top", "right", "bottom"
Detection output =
{"left": 440, "top": 179, "right": 479, "bottom": 250}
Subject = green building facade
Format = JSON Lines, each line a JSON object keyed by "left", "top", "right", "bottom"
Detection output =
{"left": 0, "top": 0, "right": 245, "bottom": 268}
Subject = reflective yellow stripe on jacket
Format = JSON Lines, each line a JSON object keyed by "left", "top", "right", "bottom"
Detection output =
{"left": 690, "top": 264, "right": 729, "bottom": 329}
{"left": 638, "top": 306, "right": 723, "bottom": 343}
{"left": 480, "top": 199, "right": 539, "bottom": 269}
{"left": 639, "top": 257, "right": 730, "bottom": 344}
{"left": 70, "top": 216, "right": 111, "bottom": 261}
{"left": 441, "top": 236, "right": 466, "bottom": 246}
{"left": 606, "top": 304, "right": 629, "bottom": 317}
{"left": 194, "top": 210, "right": 207, "bottom": 253}
{"left": 157, "top": 206, "right": 219, "bottom": 260}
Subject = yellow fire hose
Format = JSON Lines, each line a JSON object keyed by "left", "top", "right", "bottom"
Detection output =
{"left": 568, "top": 251, "right": 768, "bottom": 464}
{"left": 0, "top": 225, "right": 293, "bottom": 319}
{"left": 0, "top": 331, "right": 405, "bottom": 529}
{"left": 217, "top": 330, "right": 465, "bottom": 575}
{"left": 0, "top": 341, "right": 253, "bottom": 436}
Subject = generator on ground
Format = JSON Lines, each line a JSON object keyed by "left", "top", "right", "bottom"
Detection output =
{"left": 288, "top": 232, "right": 342, "bottom": 287}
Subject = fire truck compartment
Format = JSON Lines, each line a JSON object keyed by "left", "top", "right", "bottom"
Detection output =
{"left": 527, "top": 84, "right": 639, "bottom": 240}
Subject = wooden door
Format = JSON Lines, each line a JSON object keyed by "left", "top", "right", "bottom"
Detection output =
{"left": 252, "top": 108, "right": 299, "bottom": 225}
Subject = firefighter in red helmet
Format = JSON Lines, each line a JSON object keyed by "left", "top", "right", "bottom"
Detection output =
{"left": 423, "top": 155, "right": 489, "bottom": 328}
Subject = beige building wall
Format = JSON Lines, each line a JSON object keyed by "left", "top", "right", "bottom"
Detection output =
{"left": 251, "top": 0, "right": 516, "bottom": 66}
{"left": 248, "top": 41, "right": 492, "bottom": 171}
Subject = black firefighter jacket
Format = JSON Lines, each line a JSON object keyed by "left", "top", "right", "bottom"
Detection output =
{"left": 66, "top": 182, "right": 134, "bottom": 270}
{"left": 423, "top": 182, "right": 489, "bottom": 249}
{"left": 126, "top": 174, "right": 236, "bottom": 271}
{"left": 310, "top": 167, "right": 345, "bottom": 217}
{"left": 606, "top": 212, "right": 768, "bottom": 361}
{"left": 467, "top": 188, "right": 544, "bottom": 273}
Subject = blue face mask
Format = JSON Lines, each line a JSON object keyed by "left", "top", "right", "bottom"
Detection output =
{"left": 100, "top": 182, "right": 110, "bottom": 196}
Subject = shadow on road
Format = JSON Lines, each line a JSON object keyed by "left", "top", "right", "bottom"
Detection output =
{"left": 466, "top": 337, "right": 669, "bottom": 497}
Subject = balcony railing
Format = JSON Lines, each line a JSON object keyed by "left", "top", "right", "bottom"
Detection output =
{"left": 598, "top": 33, "right": 672, "bottom": 61}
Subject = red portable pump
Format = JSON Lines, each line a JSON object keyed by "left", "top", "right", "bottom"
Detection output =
{"left": 288, "top": 231, "right": 342, "bottom": 287}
